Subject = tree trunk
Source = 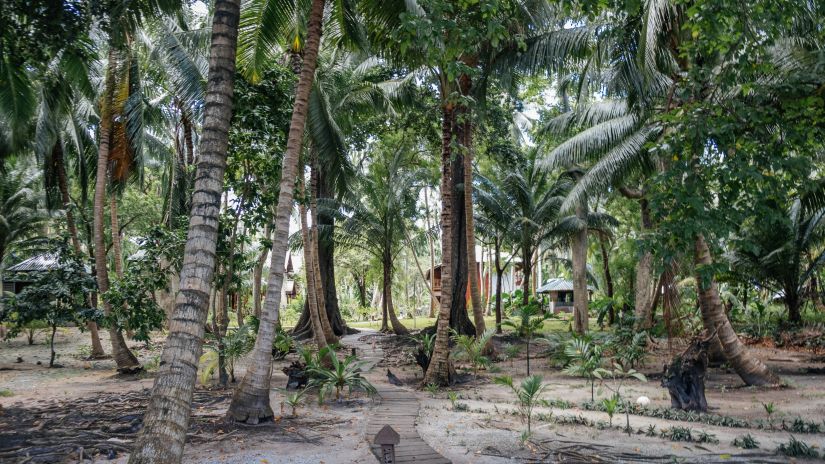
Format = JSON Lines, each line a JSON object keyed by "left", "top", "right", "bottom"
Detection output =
{"left": 316, "top": 165, "right": 349, "bottom": 336}
{"left": 383, "top": 254, "right": 409, "bottom": 335}
{"left": 110, "top": 191, "right": 133, "bottom": 339}
{"left": 572, "top": 202, "right": 589, "bottom": 334}
{"left": 494, "top": 238, "right": 503, "bottom": 334}
{"left": 598, "top": 232, "right": 615, "bottom": 324}
{"left": 93, "top": 48, "right": 140, "bottom": 374}
{"left": 226, "top": 0, "right": 325, "bottom": 423}
{"left": 355, "top": 274, "right": 367, "bottom": 308}
{"left": 310, "top": 163, "right": 337, "bottom": 343}
{"left": 694, "top": 234, "right": 779, "bottom": 386}
{"left": 424, "top": 103, "right": 456, "bottom": 387}
{"left": 463, "top": 120, "right": 486, "bottom": 338}
{"left": 128, "top": 1, "right": 240, "bottom": 460}
{"left": 521, "top": 243, "right": 531, "bottom": 306}
{"left": 300, "top": 198, "right": 330, "bottom": 350}
{"left": 634, "top": 199, "right": 657, "bottom": 330}
{"left": 424, "top": 187, "right": 437, "bottom": 318}
{"left": 252, "top": 224, "right": 272, "bottom": 320}
{"left": 449, "top": 130, "right": 475, "bottom": 336}
{"left": 54, "top": 141, "right": 105, "bottom": 358}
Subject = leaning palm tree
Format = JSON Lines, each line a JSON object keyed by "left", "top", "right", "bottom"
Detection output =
{"left": 337, "top": 142, "right": 420, "bottom": 335}
{"left": 128, "top": 0, "right": 243, "bottom": 461}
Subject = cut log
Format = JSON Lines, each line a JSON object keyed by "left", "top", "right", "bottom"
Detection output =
{"left": 661, "top": 335, "right": 710, "bottom": 412}
{"left": 282, "top": 361, "right": 309, "bottom": 389}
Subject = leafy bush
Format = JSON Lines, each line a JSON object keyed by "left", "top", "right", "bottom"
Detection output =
{"left": 272, "top": 330, "right": 295, "bottom": 360}
{"left": 660, "top": 426, "right": 693, "bottom": 442}
{"left": 200, "top": 324, "right": 255, "bottom": 384}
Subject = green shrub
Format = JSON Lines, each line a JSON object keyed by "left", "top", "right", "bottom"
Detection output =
{"left": 777, "top": 436, "right": 819, "bottom": 458}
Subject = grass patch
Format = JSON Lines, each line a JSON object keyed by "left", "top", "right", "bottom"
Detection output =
{"left": 0, "top": 388, "right": 13, "bottom": 397}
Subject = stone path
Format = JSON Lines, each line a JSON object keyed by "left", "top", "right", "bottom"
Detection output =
{"left": 343, "top": 333, "right": 451, "bottom": 464}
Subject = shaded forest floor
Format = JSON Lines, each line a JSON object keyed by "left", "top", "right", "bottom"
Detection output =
{"left": 1, "top": 328, "right": 825, "bottom": 463}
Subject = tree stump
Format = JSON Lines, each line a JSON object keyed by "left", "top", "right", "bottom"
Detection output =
{"left": 282, "top": 361, "right": 309, "bottom": 389}
{"left": 662, "top": 336, "right": 710, "bottom": 412}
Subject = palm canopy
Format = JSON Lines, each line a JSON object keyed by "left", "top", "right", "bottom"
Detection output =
{"left": 727, "top": 198, "right": 825, "bottom": 322}
{"left": 0, "top": 159, "right": 48, "bottom": 268}
{"left": 335, "top": 141, "right": 422, "bottom": 263}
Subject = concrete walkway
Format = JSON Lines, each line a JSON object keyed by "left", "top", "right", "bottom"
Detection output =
{"left": 343, "top": 332, "right": 451, "bottom": 464}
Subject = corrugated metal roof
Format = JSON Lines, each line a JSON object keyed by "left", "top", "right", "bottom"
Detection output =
{"left": 536, "top": 278, "right": 595, "bottom": 293}
{"left": 5, "top": 253, "right": 59, "bottom": 272}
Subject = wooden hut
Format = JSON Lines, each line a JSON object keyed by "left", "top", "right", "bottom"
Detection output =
{"left": 536, "top": 278, "right": 594, "bottom": 314}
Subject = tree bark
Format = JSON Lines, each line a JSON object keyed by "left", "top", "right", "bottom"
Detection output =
{"left": 317, "top": 165, "right": 349, "bottom": 335}
{"left": 634, "top": 198, "right": 657, "bottom": 330}
{"left": 299, "top": 197, "right": 330, "bottom": 350}
{"left": 226, "top": 0, "right": 325, "bottom": 423}
{"left": 109, "top": 190, "right": 133, "bottom": 339}
{"left": 310, "top": 163, "right": 337, "bottom": 343}
{"left": 494, "top": 237, "right": 503, "bottom": 334}
{"left": 54, "top": 141, "right": 105, "bottom": 358}
{"left": 424, "top": 187, "right": 437, "bottom": 318}
{"left": 572, "top": 202, "right": 589, "bottom": 334}
{"left": 598, "top": 232, "right": 615, "bottom": 324}
{"left": 252, "top": 224, "right": 272, "bottom": 320}
{"left": 694, "top": 234, "right": 779, "bottom": 386}
{"left": 521, "top": 242, "right": 532, "bottom": 306}
{"left": 424, "top": 103, "right": 456, "bottom": 386}
{"left": 449, "top": 139, "right": 475, "bottom": 335}
{"left": 463, "top": 120, "right": 486, "bottom": 338}
{"left": 93, "top": 48, "right": 140, "bottom": 373}
{"left": 128, "top": 1, "right": 240, "bottom": 460}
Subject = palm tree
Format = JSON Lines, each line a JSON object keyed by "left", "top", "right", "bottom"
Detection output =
{"left": 128, "top": 0, "right": 243, "bottom": 461}
{"left": 728, "top": 198, "right": 825, "bottom": 324}
{"left": 226, "top": 0, "right": 327, "bottom": 425}
{"left": 337, "top": 142, "right": 419, "bottom": 335}
{"left": 0, "top": 159, "right": 47, "bottom": 278}
{"left": 476, "top": 149, "right": 570, "bottom": 307}
{"left": 540, "top": 0, "right": 779, "bottom": 386}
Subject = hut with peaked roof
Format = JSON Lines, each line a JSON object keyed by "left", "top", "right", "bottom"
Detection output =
{"left": 536, "top": 278, "right": 594, "bottom": 314}
{"left": 2, "top": 253, "right": 62, "bottom": 294}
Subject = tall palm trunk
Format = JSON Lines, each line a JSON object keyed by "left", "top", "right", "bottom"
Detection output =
{"left": 424, "top": 104, "right": 455, "bottom": 386}
{"left": 128, "top": 1, "right": 241, "bottom": 460}
{"left": 94, "top": 48, "right": 141, "bottom": 373}
{"left": 310, "top": 162, "right": 337, "bottom": 343}
{"left": 572, "top": 202, "right": 589, "bottom": 334}
{"left": 694, "top": 234, "right": 779, "bottom": 386}
{"left": 226, "top": 0, "right": 326, "bottom": 423}
{"left": 383, "top": 252, "right": 409, "bottom": 335}
{"left": 109, "top": 191, "right": 133, "bottom": 339}
{"left": 463, "top": 123, "right": 486, "bottom": 338}
{"left": 521, "top": 241, "right": 531, "bottom": 306}
{"left": 299, "top": 196, "right": 330, "bottom": 350}
{"left": 424, "top": 187, "right": 437, "bottom": 318}
{"left": 54, "top": 142, "right": 105, "bottom": 357}
{"left": 494, "top": 237, "right": 503, "bottom": 334}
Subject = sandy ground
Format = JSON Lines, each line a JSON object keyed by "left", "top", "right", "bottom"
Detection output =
{"left": 2, "top": 328, "right": 825, "bottom": 463}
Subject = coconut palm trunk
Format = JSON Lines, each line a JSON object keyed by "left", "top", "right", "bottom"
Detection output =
{"left": 424, "top": 187, "right": 437, "bottom": 318}
{"left": 424, "top": 104, "right": 455, "bottom": 386}
{"left": 127, "top": 1, "right": 241, "bottom": 461}
{"left": 93, "top": 48, "right": 141, "bottom": 374}
{"left": 382, "top": 250, "right": 409, "bottom": 335}
{"left": 226, "top": 0, "right": 326, "bottom": 423}
{"left": 694, "top": 234, "right": 779, "bottom": 386}
{"left": 494, "top": 237, "right": 503, "bottom": 334}
{"left": 572, "top": 202, "right": 589, "bottom": 334}
{"left": 598, "top": 232, "right": 615, "bottom": 324}
{"left": 300, "top": 196, "right": 330, "bottom": 350}
{"left": 54, "top": 142, "right": 106, "bottom": 357}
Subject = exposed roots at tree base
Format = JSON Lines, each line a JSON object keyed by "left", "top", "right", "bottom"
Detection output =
{"left": 0, "top": 388, "right": 324, "bottom": 463}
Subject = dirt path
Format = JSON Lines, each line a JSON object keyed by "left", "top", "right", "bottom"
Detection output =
{"left": 347, "top": 332, "right": 451, "bottom": 464}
